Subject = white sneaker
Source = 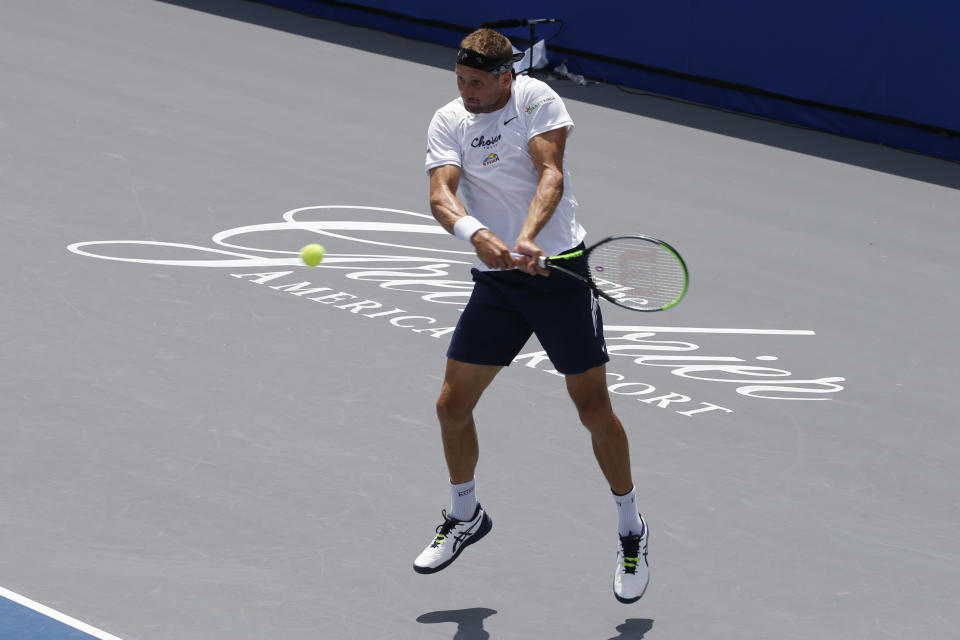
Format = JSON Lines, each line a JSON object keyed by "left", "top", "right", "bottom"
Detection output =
{"left": 613, "top": 515, "right": 649, "bottom": 603}
{"left": 413, "top": 504, "right": 492, "bottom": 574}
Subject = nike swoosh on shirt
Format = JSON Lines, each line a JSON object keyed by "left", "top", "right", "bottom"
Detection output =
{"left": 503, "top": 116, "right": 518, "bottom": 125}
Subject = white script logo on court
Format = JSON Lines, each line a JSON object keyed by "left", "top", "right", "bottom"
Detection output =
{"left": 68, "top": 205, "right": 846, "bottom": 420}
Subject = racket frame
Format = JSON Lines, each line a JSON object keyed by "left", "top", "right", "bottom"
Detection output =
{"left": 538, "top": 234, "right": 688, "bottom": 312}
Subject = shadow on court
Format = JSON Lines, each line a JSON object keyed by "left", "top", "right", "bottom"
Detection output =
{"left": 608, "top": 618, "right": 654, "bottom": 639}
{"left": 415, "top": 609, "right": 653, "bottom": 639}
{"left": 417, "top": 608, "right": 497, "bottom": 639}
{"left": 158, "top": 0, "right": 960, "bottom": 190}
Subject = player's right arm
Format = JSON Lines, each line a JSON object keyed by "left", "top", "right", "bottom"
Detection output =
{"left": 429, "top": 164, "right": 515, "bottom": 270}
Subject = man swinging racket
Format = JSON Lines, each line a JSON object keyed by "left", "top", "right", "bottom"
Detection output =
{"left": 413, "top": 28, "right": 650, "bottom": 604}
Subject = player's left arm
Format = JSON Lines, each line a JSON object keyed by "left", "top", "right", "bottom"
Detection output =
{"left": 515, "top": 126, "right": 568, "bottom": 275}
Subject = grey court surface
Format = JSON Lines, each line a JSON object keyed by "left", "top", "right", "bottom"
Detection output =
{"left": 3, "top": 1, "right": 960, "bottom": 639}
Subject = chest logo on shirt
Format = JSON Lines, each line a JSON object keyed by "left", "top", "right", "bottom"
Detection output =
{"left": 482, "top": 153, "right": 500, "bottom": 167}
{"left": 471, "top": 133, "right": 501, "bottom": 149}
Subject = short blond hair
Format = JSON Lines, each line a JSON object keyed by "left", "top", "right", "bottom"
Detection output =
{"left": 461, "top": 29, "right": 513, "bottom": 60}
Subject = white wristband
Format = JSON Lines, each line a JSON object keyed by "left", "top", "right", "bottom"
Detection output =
{"left": 453, "top": 215, "right": 488, "bottom": 242}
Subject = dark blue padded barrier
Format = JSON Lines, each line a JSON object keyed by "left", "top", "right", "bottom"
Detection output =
{"left": 253, "top": 0, "right": 960, "bottom": 161}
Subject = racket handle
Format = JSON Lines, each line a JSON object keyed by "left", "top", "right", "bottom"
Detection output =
{"left": 510, "top": 251, "right": 549, "bottom": 269}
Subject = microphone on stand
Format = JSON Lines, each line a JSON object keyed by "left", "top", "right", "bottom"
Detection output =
{"left": 481, "top": 19, "right": 529, "bottom": 28}
{"left": 481, "top": 18, "right": 560, "bottom": 28}
{"left": 480, "top": 19, "right": 562, "bottom": 75}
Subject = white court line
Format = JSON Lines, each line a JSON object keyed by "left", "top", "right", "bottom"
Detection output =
{"left": 604, "top": 326, "right": 815, "bottom": 335}
{"left": 0, "top": 586, "right": 124, "bottom": 640}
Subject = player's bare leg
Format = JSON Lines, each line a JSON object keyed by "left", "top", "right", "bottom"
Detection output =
{"left": 565, "top": 363, "right": 650, "bottom": 602}
{"left": 565, "top": 364, "right": 633, "bottom": 493}
{"left": 413, "top": 359, "right": 499, "bottom": 574}
{"left": 436, "top": 359, "right": 501, "bottom": 483}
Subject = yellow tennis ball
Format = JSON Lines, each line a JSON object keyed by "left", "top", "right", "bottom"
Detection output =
{"left": 300, "top": 243, "right": 325, "bottom": 266}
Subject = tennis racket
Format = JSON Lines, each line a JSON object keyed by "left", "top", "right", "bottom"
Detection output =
{"left": 534, "top": 235, "right": 689, "bottom": 311}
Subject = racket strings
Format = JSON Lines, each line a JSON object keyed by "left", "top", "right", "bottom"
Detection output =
{"left": 587, "top": 239, "right": 687, "bottom": 311}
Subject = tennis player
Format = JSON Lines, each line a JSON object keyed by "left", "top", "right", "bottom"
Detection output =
{"left": 412, "top": 28, "right": 649, "bottom": 603}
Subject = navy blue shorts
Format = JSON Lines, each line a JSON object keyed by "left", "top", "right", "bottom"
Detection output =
{"left": 447, "top": 246, "right": 609, "bottom": 375}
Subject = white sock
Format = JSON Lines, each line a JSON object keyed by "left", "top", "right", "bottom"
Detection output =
{"left": 450, "top": 478, "right": 477, "bottom": 521}
{"left": 613, "top": 486, "right": 644, "bottom": 537}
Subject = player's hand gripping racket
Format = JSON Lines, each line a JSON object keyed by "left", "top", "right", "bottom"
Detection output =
{"left": 536, "top": 235, "right": 689, "bottom": 311}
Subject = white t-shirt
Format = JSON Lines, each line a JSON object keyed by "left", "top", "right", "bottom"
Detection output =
{"left": 425, "top": 74, "right": 586, "bottom": 270}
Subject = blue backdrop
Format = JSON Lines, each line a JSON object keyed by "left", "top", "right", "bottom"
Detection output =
{"left": 260, "top": 0, "right": 960, "bottom": 161}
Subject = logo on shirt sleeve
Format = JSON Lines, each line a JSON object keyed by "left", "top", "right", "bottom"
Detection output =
{"left": 524, "top": 95, "right": 556, "bottom": 115}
